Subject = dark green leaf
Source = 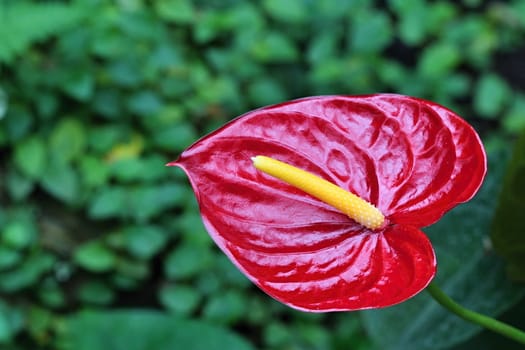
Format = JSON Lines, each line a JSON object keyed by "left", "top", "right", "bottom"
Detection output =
{"left": 307, "top": 30, "right": 340, "bottom": 64}
{"left": 77, "top": 280, "right": 115, "bottom": 305}
{"left": 250, "top": 32, "right": 298, "bottom": 62}
{"left": 126, "top": 90, "right": 164, "bottom": 117}
{"left": 203, "top": 290, "right": 247, "bottom": 324}
{"left": 62, "top": 71, "right": 94, "bottom": 101}
{"left": 2, "top": 220, "right": 35, "bottom": 249}
{"left": 177, "top": 211, "right": 212, "bottom": 247}
{"left": 262, "top": 0, "right": 308, "bottom": 23}
{"left": 474, "top": 74, "right": 510, "bottom": 118}
{"left": 164, "top": 243, "right": 212, "bottom": 279}
{"left": 74, "top": 241, "right": 116, "bottom": 272}
{"left": 37, "top": 280, "right": 66, "bottom": 308}
{"left": 109, "top": 155, "right": 167, "bottom": 183}
{"left": 57, "top": 310, "right": 254, "bottom": 350}
{"left": 127, "top": 184, "right": 188, "bottom": 222}
{"left": 247, "top": 78, "right": 287, "bottom": 106}
{"left": 392, "top": 0, "right": 429, "bottom": 45}
{"left": 40, "top": 162, "right": 79, "bottom": 204}
{"left": 0, "top": 301, "right": 24, "bottom": 343}
{"left": 418, "top": 43, "right": 461, "bottom": 78}
{"left": 0, "top": 2, "right": 84, "bottom": 63}
{"left": 79, "top": 156, "right": 110, "bottom": 188}
{"left": 154, "top": 0, "right": 195, "bottom": 23}
{"left": 158, "top": 284, "right": 201, "bottom": 315}
{"left": 26, "top": 307, "right": 54, "bottom": 342}
{"left": 13, "top": 136, "right": 46, "bottom": 179}
{"left": 502, "top": 94, "right": 525, "bottom": 133}
{"left": 122, "top": 225, "right": 167, "bottom": 259}
{"left": 153, "top": 123, "right": 198, "bottom": 151}
{"left": 263, "top": 322, "right": 292, "bottom": 348}
{"left": 0, "top": 247, "right": 22, "bottom": 270}
{"left": 88, "top": 187, "right": 127, "bottom": 219}
{"left": 49, "top": 118, "right": 86, "bottom": 164}
{"left": 350, "top": 10, "right": 392, "bottom": 54}
{"left": 3, "top": 105, "right": 33, "bottom": 141}
{"left": 114, "top": 258, "right": 150, "bottom": 280}
{"left": 0, "top": 252, "right": 55, "bottom": 292}
{"left": 6, "top": 168, "right": 34, "bottom": 201}
{"left": 491, "top": 127, "right": 525, "bottom": 281}
{"left": 107, "top": 60, "right": 143, "bottom": 88}
{"left": 92, "top": 89, "right": 123, "bottom": 119}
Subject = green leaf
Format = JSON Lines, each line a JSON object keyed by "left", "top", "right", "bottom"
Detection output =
{"left": 491, "top": 128, "right": 525, "bottom": 281}
{"left": 37, "top": 280, "right": 66, "bottom": 308}
{"left": 127, "top": 184, "right": 188, "bottom": 222}
{"left": 107, "top": 59, "right": 143, "bottom": 88}
{"left": 177, "top": 211, "right": 212, "bottom": 247}
{"left": 154, "top": 0, "right": 195, "bottom": 23}
{"left": 247, "top": 78, "right": 287, "bottom": 106}
{"left": 40, "top": 162, "right": 79, "bottom": 204}
{"left": 502, "top": 94, "right": 525, "bottom": 133}
{"left": 13, "top": 136, "right": 46, "bottom": 179}
{"left": 4, "top": 105, "right": 33, "bottom": 141}
{"left": 418, "top": 43, "right": 461, "bottom": 78}
{"left": 158, "top": 284, "right": 201, "bottom": 315}
{"left": 203, "top": 290, "right": 247, "bottom": 324}
{"left": 6, "top": 168, "right": 34, "bottom": 201}
{"left": 263, "top": 322, "right": 293, "bottom": 348}
{"left": 92, "top": 89, "right": 123, "bottom": 119}
{"left": 307, "top": 30, "right": 340, "bottom": 64}
{"left": 89, "top": 187, "right": 127, "bottom": 219}
{"left": 350, "top": 10, "right": 392, "bottom": 54}
{"left": 2, "top": 220, "right": 35, "bottom": 249}
{"left": 0, "top": 301, "right": 24, "bottom": 343}
{"left": 0, "top": 247, "right": 22, "bottom": 270}
{"left": 109, "top": 155, "right": 167, "bottom": 183}
{"left": 250, "top": 32, "right": 298, "bottom": 62}
{"left": 391, "top": 0, "right": 429, "bottom": 45}
{"left": 126, "top": 90, "right": 164, "bottom": 117}
{"left": 49, "top": 118, "right": 86, "bottom": 164}
{"left": 262, "top": 0, "right": 308, "bottom": 23}
{"left": 26, "top": 307, "right": 54, "bottom": 342}
{"left": 164, "top": 243, "right": 212, "bottom": 279}
{"left": 474, "top": 74, "right": 510, "bottom": 119}
{"left": 153, "top": 123, "right": 198, "bottom": 152}
{"left": 0, "top": 252, "right": 55, "bottom": 292}
{"left": 74, "top": 241, "right": 117, "bottom": 272}
{"left": 0, "top": 3, "right": 84, "bottom": 63}
{"left": 313, "top": 0, "right": 357, "bottom": 19}
{"left": 442, "top": 16, "right": 496, "bottom": 68}
{"left": 122, "top": 225, "right": 167, "bottom": 260}
{"left": 57, "top": 310, "right": 254, "bottom": 350}
{"left": 62, "top": 71, "right": 94, "bottom": 101}
{"left": 76, "top": 280, "right": 115, "bottom": 305}
{"left": 79, "top": 156, "right": 110, "bottom": 188}
{"left": 362, "top": 149, "right": 525, "bottom": 350}
{"left": 115, "top": 258, "right": 150, "bottom": 280}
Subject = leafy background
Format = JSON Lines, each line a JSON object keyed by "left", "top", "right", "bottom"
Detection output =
{"left": 0, "top": 0, "right": 524, "bottom": 349}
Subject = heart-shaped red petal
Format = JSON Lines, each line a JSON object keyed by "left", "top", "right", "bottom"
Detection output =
{"left": 170, "top": 94, "right": 486, "bottom": 311}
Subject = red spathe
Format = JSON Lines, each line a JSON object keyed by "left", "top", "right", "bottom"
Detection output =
{"left": 169, "top": 94, "right": 487, "bottom": 312}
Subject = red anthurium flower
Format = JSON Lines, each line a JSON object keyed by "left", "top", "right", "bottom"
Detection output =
{"left": 169, "top": 94, "right": 487, "bottom": 312}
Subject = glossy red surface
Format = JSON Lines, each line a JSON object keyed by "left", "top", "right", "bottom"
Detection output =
{"left": 169, "top": 94, "right": 487, "bottom": 312}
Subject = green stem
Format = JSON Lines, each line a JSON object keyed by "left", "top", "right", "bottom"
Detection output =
{"left": 426, "top": 282, "right": 525, "bottom": 345}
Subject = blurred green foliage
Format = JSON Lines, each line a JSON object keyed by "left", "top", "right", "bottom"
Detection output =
{"left": 0, "top": 0, "right": 524, "bottom": 349}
